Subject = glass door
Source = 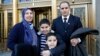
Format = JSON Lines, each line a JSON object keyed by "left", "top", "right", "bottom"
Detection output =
{"left": 7, "top": 12, "right": 12, "bottom": 33}
{"left": 0, "top": 10, "right": 13, "bottom": 51}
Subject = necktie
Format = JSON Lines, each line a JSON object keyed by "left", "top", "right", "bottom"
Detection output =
{"left": 64, "top": 18, "right": 67, "bottom": 23}
{"left": 64, "top": 18, "right": 67, "bottom": 29}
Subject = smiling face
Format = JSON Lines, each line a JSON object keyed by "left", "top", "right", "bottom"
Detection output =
{"left": 46, "top": 36, "right": 57, "bottom": 49}
{"left": 40, "top": 24, "right": 51, "bottom": 35}
{"left": 24, "top": 9, "right": 33, "bottom": 23}
{"left": 60, "top": 2, "right": 70, "bottom": 17}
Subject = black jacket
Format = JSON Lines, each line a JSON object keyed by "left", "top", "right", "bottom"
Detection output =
{"left": 70, "top": 27, "right": 99, "bottom": 56}
{"left": 7, "top": 22, "right": 38, "bottom": 56}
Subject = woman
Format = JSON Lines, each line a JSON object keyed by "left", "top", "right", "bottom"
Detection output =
{"left": 7, "top": 8, "right": 38, "bottom": 56}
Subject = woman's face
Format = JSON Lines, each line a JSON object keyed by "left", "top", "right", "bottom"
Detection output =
{"left": 24, "top": 9, "right": 33, "bottom": 22}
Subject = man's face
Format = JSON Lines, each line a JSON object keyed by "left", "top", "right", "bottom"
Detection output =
{"left": 46, "top": 36, "right": 57, "bottom": 49}
{"left": 40, "top": 24, "right": 51, "bottom": 35}
{"left": 60, "top": 3, "right": 70, "bottom": 17}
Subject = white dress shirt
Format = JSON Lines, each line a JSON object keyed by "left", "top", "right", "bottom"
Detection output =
{"left": 62, "top": 15, "right": 70, "bottom": 23}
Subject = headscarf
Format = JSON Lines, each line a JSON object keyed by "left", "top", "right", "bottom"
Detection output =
{"left": 22, "top": 8, "right": 37, "bottom": 46}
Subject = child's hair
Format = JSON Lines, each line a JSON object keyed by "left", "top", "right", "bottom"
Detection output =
{"left": 46, "top": 33, "right": 57, "bottom": 40}
{"left": 39, "top": 19, "right": 50, "bottom": 26}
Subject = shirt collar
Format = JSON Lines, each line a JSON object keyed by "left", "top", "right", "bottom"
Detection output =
{"left": 62, "top": 14, "right": 70, "bottom": 22}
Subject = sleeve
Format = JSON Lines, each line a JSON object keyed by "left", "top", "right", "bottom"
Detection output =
{"left": 76, "top": 17, "right": 82, "bottom": 29}
{"left": 7, "top": 24, "right": 20, "bottom": 50}
{"left": 76, "top": 17, "right": 85, "bottom": 43}
{"left": 50, "top": 34, "right": 66, "bottom": 56}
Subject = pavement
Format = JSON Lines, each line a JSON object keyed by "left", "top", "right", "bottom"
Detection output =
{"left": 0, "top": 51, "right": 11, "bottom": 56}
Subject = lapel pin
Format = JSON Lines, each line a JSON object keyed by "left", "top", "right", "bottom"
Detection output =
{"left": 68, "top": 23, "right": 70, "bottom": 25}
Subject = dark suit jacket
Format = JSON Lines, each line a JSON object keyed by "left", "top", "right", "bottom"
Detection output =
{"left": 38, "top": 33, "right": 66, "bottom": 56}
{"left": 7, "top": 22, "right": 38, "bottom": 56}
{"left": 52, "top": 14, "right": 82, "bottom": 56}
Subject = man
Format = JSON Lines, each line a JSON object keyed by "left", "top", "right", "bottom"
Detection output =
{"left": 52, "top": 1, "right": 82, "bottom": 56}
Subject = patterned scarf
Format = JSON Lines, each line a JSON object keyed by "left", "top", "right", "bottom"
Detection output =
{"left": 22, "top": 8, "right": 37, "bottom": 46}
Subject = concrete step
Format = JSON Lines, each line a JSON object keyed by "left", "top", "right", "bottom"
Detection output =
{"left": 0, "top": 51, "right": 11, "bottom": 56}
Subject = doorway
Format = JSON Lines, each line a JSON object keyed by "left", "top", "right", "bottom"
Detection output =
{"left": 34, "top": 7, "right": 51, "bottom": 28}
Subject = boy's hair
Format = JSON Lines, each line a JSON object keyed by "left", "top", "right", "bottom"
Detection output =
{"left": 39, "top": 19, "right": 50, "bottom": 26}
{"left": 46, "top": 33, "right": 59, "bottom": 46}
{"left": 46, "top": 33, "right": 57, "bottom": 39}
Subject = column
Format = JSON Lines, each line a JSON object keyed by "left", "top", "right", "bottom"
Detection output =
{"left": 51, "top": 0, "right": 57, "bottom": 20}
{"left": 0, "top": 0, "right": 1, "bottom": 4}
{"left": 4, "top": 10, "right": 8, "bottom": 38}
{"left": 33, "top": 10, "right": 35, "bottom": 25}
{"left": 13, "top": 0, "right": 18, "bottom": 25}
{"left": 93, "top": 0, "right": 100, "bottom": 56}
{"left": 0, "top": 0, "right": 1, "bottom": 8}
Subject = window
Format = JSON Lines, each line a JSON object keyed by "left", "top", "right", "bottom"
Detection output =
{"left": 3, "top": 0, "right": 12, "bottom": 4}
{"left": 71, "top": 5, "right": 87, "bottom": 27}
{"left": 19, "top": 0, "right": 32, "bottom": 2}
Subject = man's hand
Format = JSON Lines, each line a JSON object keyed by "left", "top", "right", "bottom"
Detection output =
{"left": 41, "top": 50, "right": 51, "bottom": 56}
{"left": 70, "top": 38, "right": 80, "bottom": 46}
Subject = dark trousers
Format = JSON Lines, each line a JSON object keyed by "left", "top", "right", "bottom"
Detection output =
{"left": 14, "top": 44, "right": 37, "bottom": 56}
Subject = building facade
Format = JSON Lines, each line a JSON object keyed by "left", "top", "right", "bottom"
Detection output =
{"left": 0, "top": 0, "right": 100, "bottom": 56}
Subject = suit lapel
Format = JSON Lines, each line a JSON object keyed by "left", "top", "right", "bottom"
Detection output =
{"left": 68, "top": 15, "right": 73, "bottom": 23}
{"left": 58, "top": 16, "right": 65, "bottom": 29}
{"left": 57, "top": 15, "right": 74, "bottom": 30}
{"left": 66, "top": 15, "right": 73, "bottom": 28}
